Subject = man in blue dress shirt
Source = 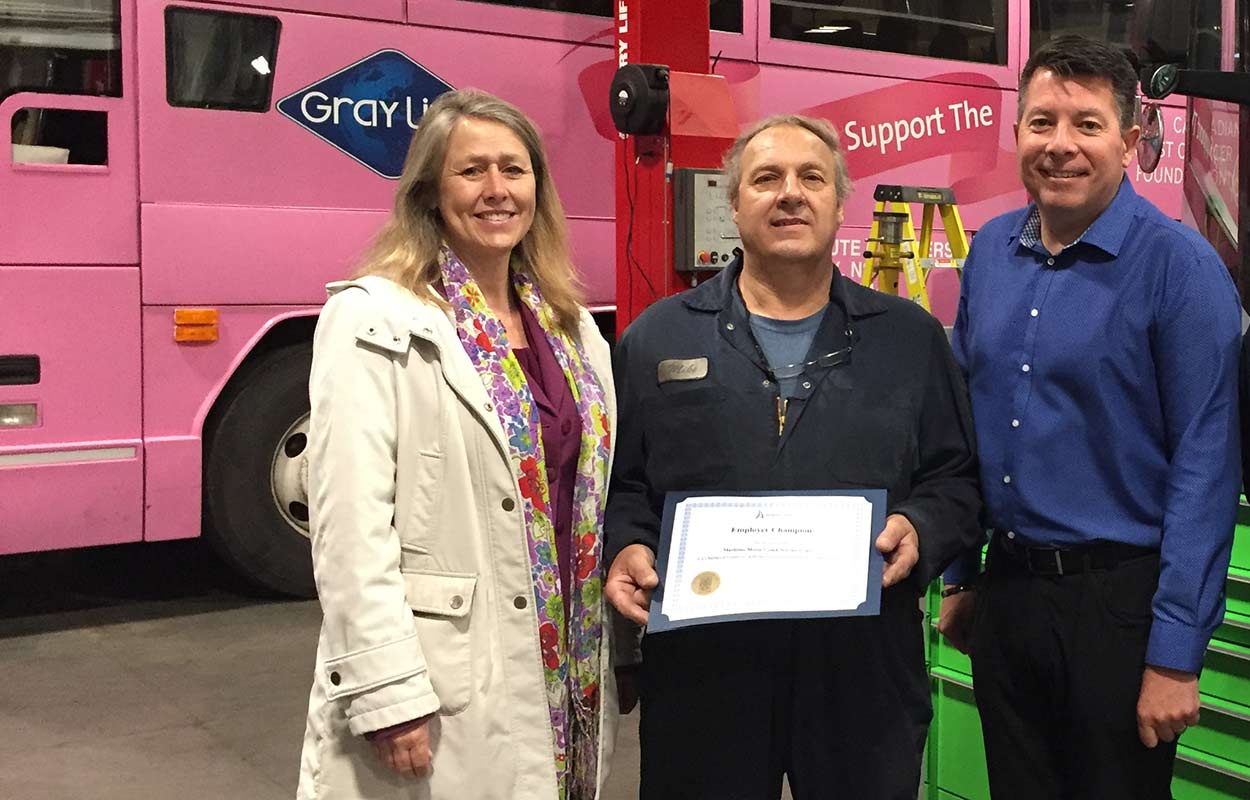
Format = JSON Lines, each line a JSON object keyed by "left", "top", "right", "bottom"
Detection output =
{"left": 938, "top": 34, "right": 1242, "bottom": 799}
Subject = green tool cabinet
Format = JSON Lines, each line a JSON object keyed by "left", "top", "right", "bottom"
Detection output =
{"left": 923, "top": 505, "right": 1250, "bottom": 800}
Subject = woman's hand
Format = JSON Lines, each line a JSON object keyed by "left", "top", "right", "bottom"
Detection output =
{"left": 370, "top": 715, "right": 434, "bottom": 778}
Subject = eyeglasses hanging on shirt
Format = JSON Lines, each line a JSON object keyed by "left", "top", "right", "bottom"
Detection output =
{"left": 769, "top": 344, "right": 853, "bottom": 380}
{"left": 771, "top": 341, "right": 853, "bottom": 436}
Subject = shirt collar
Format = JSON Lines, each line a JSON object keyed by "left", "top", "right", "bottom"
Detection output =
{"left": 682, "top": 254, "right": 890, "bottom": 319}
{"left": 1012, "top": 177, "right": 1137, "bottom": 257}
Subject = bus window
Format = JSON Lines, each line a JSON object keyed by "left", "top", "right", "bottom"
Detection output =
{"left": 477, "top": 0, "right": 609, "bottom": 14}
{"left": 769, "top": 0, "right": 1008, "bottom": 64}
{"left": 1187, "top": 0, "right": 1224, "bottom": 69}
{"left": 0, "top": 0, "right": 121, "bottom": 100}
{"left": 1, "top": 0, "right": 120, "bottom": 164}
{"left": 165, "top": 7, "right": 279, "bottom": 112}
{"left": 458, "top": 0, "right": 743, "bottom": 32}
{"left": 1030, "top": 0, "right": 1223, "bottom": 60}
{"left": 711, "top": 0, "right": 743, "bottom": 32}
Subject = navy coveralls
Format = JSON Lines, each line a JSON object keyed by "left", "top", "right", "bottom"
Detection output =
{"left": 605, "top": 256, "right": 982, "bottom": 800}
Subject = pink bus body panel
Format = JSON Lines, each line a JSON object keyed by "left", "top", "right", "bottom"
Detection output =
{"left": 223, "top": 0, "right": 404, "bottom": 20}
{"left": 140, "top": 205, "right": 385, "bottom": 305}
{"left": 137, "top": 2, "right": 618, "bottom": 304}
{"left": 0, "top": 268, "right": 143, "bottom": 554}
{"left": 141, "top": 306, "right": 319, "bottom": 541}
{"left": 0, "top": 0, "right": 1190, "bottom": 558}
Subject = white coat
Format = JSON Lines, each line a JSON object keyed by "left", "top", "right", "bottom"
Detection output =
{"left": 296, "top": 275, "right": 618, "bottom": 800}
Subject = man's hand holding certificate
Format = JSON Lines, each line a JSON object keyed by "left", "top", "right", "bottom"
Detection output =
{"left": 603, "top": 490, "right": 915, "bottom": 632}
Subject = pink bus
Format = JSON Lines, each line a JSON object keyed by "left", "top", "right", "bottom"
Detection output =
{"left": 0, "top": 0, "right": 1186, "bottom": 595}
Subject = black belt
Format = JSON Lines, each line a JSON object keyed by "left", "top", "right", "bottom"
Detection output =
{"left": 990, "top": 532, "right": 1157, "bottom": 576}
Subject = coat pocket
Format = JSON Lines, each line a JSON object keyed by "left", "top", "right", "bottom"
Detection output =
{"left": 402, "top": 569, "right": 478, "bottom": 715}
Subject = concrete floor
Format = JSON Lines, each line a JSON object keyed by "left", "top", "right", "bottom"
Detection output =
{"left": 0, "top": 540, "right": 649, "bottom": 800}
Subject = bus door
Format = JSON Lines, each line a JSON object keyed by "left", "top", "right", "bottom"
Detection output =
{"left": 0, "top": 0, "right": 143, "bottom": 555}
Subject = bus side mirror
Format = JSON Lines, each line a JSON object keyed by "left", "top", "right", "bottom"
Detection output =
{"left": 1142, "top": 63, "right": 1181, "bottom": 99}
{"left": 1136, "top": 100, "right": 1164, "bottom": 174}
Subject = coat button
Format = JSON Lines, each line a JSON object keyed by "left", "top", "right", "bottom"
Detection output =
{"left": 450, "top": 595, "right": 464, "bottom": 610}
{"left": 329, "top": 671, "right": 342, "bottom": 686}
{"left": 561, "top": 420, "right": 572, "bottom": 435}
{"left": 502, "top": 497, "right": 516, "bottom": 511}
{"left": 514, "top": 595, "right": 528, "bottom": 609}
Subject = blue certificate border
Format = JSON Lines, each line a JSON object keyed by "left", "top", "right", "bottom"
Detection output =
{"left": 647, "top": 489, "right": 887, "bottom": 633}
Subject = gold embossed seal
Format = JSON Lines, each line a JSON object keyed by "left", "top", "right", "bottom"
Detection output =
{"left": 691, "top": 571, "right": 721, "bottom": 596}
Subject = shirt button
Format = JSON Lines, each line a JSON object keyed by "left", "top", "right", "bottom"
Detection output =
{"left": 1046, "top": 257, "right": 1055, "bottom": 266}
{"left": 726, "top": 322, "right": 736, "bottom": 331}
{"left": 762, "top": 379, "right": 771, "bottom": 388}
{"left": 1021, "top": 364, "right": 1031, "bottom": 373}
{"left": 449, "top": 595, "right": 464, "bottom": 610}
{"left": 502, "top": 497, "right": 516, "bottom": 511}
{"left": 1011, "top": 419, "right": 1020, "bottom": 428}
{"left": 802, "top": 380, "right": 812, "bottom": 390}
{"left": 329, "top": 671, "right": 342, "bottom": 686}
{"left": 1002, "top": 475, "right": 1012, "bottom": 484}
{"left": 484, "top": 402, "right": 494, "bottom": 412}
{"left": 1006, "top": 530, "right": 1016, "bottom": 539}
{"left": 1030, "top": 308, "right": 1039, "bottom": 317}
{"left": 514, "top": 595, "right": 528, "bottom": 610}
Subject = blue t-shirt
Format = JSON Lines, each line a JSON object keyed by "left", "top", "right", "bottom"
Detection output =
{"left": 749, "top": 306, "right": 827, "bottom": 398}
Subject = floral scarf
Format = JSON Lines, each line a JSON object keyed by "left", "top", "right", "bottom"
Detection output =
{"left": 439, "top": 246, "right": 610, "bottom": 799}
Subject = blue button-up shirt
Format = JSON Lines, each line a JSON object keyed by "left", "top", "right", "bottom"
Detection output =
{"left": 948, "top": 179, "right": 1242, "bottom": 672}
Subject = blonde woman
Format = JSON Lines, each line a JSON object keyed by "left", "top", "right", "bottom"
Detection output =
{"left": 296, "top": 89, "right": 617, "bottom": 800}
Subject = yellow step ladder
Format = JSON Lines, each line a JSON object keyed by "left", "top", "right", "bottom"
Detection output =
{"left": 861, "top": 185, "right": 969, "bottom": 312}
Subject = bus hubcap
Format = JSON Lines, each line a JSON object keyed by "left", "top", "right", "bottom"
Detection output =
{"left": 271, "top": 413, "right": 311, "bottom": 539}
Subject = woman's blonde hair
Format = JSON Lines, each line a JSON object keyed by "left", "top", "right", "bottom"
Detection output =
{"left": 353, "top": 89, "right": 583, "bottom": 332}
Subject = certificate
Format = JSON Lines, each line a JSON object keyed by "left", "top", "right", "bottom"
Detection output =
{"left": 647, "top": 490, "right": 886, "bottom": 632}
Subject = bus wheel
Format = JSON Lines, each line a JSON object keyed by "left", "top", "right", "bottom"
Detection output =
{"left": 203, "top": 342, "right": 316, "bottom": 597}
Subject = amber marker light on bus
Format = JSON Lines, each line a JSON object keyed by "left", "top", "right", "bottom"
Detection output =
{"left": 174, "top": 308, "right": 219, "bottom": 343}
{"left": 0, "top": 403, "right": 38, "bottom": 428}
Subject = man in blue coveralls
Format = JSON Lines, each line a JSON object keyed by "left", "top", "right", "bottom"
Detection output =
{"left": 604, "top": 114, "right": 982, "bottom": 799}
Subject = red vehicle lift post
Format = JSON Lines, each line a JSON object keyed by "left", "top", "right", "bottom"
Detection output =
{"left": 613, "top": 0, "right": 739, "bottom": 333}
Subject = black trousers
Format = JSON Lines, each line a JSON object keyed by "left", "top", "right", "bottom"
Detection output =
{"left": 970, "top": 540, "right": 1178, "bottom": 800}
{"left": 636, "top": 589, "right": 931, "bottom": 800}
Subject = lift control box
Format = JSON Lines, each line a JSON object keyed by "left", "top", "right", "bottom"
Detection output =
{"left": 673, "top": 168, "right": 741, "bottom": 271}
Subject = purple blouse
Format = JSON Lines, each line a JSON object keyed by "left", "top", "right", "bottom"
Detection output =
{"left": 512, "top": 302, "right": 582, "bottom": 618}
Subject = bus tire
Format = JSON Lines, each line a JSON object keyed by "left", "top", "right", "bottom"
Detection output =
{"left": 203, "top": 342, "right": 317, "bottom": 598}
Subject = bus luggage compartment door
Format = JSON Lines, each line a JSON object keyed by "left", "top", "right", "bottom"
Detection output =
{"left": 0, "top": 266, "right": 143, "bottom": 555}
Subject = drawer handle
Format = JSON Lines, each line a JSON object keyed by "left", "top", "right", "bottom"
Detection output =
{"left": 1222, "top": 615, "right": 1250, "bottom": 632}
{"left": 1228, "top": 568, "right": 1250, "bottom": 586}
{"left": 1175, "top": 749, "right": 1250, "bottom": 784}
{"left": 1207, "top": 642, "right": 1250, "bottom": 664}
{"left": 1200, "top": 699, "right": 1250, "bottom": 723}
{"left": 930, "top": 668, "right": 974, "bottom": 691}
